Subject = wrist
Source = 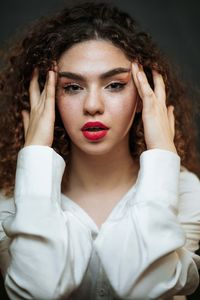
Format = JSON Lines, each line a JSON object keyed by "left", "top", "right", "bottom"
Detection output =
{"left": 147, "top": 144, "right": 177, "bottom": 154}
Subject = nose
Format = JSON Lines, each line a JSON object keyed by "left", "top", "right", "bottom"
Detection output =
{"left": 83, "top": 88, "right": 104, "bottom": 116}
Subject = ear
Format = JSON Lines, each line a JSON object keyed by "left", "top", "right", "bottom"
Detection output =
{"left": 136, "top": 94, "right": 142, "bottom": 113}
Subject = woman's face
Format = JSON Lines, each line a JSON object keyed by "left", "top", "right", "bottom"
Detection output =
{"left": 56, "top": 40, "right": 138, "bottom": 156}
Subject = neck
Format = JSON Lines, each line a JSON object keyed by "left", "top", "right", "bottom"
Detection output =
{"left": 62, "top": 140, "right": 139, "bottom": 195}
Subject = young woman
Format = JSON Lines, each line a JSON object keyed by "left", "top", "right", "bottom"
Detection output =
{"left": 0, "top": 2, "right": 200, "bottom": 299}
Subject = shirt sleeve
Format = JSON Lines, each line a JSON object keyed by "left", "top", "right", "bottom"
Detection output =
{"left": 1, "top": 146, "right": 92, "bottom": 300}
{"left": 0, "top": 195, "right": 15, "bottom": 277}
{"left": 178, "top": 169, "right": 200, "bottom": 253}
{"left": 94, "top": 149, "right": 200, "bottom": 299}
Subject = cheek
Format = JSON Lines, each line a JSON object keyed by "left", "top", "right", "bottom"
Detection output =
{"left": 109, "top": 89, "right": 138, "bottom": 121}
{"left": 57, "top": 99, "right": 79, "bottom": 130}
{"left": 114, "top": 92, "right": 138, "bottom": 134}
{"left": 124, "top": 87, "right": 138, "bottom": 117}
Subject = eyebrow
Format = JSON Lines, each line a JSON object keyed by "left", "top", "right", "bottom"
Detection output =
{"left": 58, "top": 67, "right": 131, "bottom": 81}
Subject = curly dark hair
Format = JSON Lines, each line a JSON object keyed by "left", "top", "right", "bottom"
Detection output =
{"left": 0, "top": 1, "right": 200, "bottom": 197}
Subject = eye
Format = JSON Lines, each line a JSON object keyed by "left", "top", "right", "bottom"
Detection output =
{"left": 106, "top": 82, "right": 127, "bottom": 91}
{"left": 63, "top": 84, "right": 83, "bottom": 94}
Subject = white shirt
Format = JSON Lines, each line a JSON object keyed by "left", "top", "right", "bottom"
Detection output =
{"left": 0, "top": 146, "right": 200, "bottom": 300}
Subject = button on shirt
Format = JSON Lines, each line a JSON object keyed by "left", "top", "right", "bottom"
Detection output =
{"left": 0, "top": 146, "right": 200, "bottom": 300}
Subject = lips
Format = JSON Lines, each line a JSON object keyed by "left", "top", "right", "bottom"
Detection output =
{"left": 81, "top": 121, "right": 109, "bottom": 131}
{"left": 81, "top": 121, "right": 109, "bottom": 141}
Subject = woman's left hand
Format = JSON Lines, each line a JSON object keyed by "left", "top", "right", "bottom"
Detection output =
{"left": 132, "top": 63, "right": 177, "bottom": 154}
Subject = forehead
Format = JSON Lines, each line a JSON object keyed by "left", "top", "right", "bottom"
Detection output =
{"left": 58, "top": 40, "right": 130, "bottom": 75}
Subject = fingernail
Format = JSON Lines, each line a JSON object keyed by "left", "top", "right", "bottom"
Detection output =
{"left": 133, "top": 62, "right": 139, "bottom": 71}
{"left": 53, "top": 61, "right": 58, "bottom": 72}
{"left": 137, "top": 71, "right": 144, "bottom": 82}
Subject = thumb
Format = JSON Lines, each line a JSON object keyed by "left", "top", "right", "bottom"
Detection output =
{"left": 21, "top": 110, "right": 30, "bottom": 137}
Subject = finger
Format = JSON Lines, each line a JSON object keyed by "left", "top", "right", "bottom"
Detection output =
{"left": 41, "top": 69, "right": 55, "bottom": 99}
{"left": 21, "top": 110, "right": 30, "bottom": 137}
{"left": 40, "top": 69, "right": 51, "bottom": 98}
{"left": 134, "top": 68, "right": 155, "bottom": 110}
{"left": 152, "top": 70, "right": 166, "bottom": 102}
{"left": 54, "top": 65, "right": 58, "bottom": 83}
{"left": 132, "top": 63, "right": 154, "bottom": 97}
{"left": 52, "top": 62, "right": 58, "bottom": 88}
{"left": 167, "top": 105, "right": 175, "bottom": 138}
{"left": 29, "top": 68, "right": 40, "bottom": 108}
{"left": 44, "top": 70, "right": 56, "bottom": 112}
{"left": 131, "top": 63, "right": 141, "bottom": 108}
{"left": 131, "top": 62, "right": 140, "bottom": 87}
{"left": 52, "top": 61, "right": 58, "bottom": 73}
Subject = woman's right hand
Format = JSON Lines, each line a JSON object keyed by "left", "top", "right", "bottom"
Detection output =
{"left": 22, "top": 68, "right": 57, "bottom": 147}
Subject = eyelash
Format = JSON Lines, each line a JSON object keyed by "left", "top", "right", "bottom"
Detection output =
{"left": 63, "top": 82, "right": 127, "bottom": 94}
{"left": 108, "top": 82, "right": 127, "bottom": 91}
{"left": 63, "top": 84, "right": 81, "bottom": 94}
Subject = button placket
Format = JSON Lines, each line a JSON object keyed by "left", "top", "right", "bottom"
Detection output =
{"left": 91, "top": 231, "right": 98, "bottom": 240}
{"left": 95, "top": 263, "right": 111, "bottom": 299}
{"left": 99, "top": 288, "right": 105, "bottom": 296}
{"left": 97, "top": 286, "right": 109, "bottom": 298}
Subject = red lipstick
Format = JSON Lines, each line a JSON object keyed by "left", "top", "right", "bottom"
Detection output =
{"left": 81, "top": 121, "right": 109, "bottom": 141}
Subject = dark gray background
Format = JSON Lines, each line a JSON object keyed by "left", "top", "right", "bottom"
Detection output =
{"left": 0, "top": 1, "right": 200, "bottom": 299}
{"left": 1, "top": 0, "right": 200, "bottom": 151}
{"left": 1, "top": 0, "right": 200, "bottom": 88}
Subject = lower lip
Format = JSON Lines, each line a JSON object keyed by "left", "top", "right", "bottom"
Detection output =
{"left": 82, "top": 130, "right": 109, "bottom": 141}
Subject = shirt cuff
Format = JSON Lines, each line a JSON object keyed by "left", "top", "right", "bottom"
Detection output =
{"left": 136, "top": 148, "right": 181, "bottom": 207}
{"left": 14, "top": 146, "right": 66, "bottom": 202}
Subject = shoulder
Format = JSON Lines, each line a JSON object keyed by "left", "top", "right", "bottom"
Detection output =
{"left": 178, "top": 166, "right": 200, "bottom": 220}
{"left": 178, "top": 168, "right": 200, "bottom": 252}
{"left": 178, "top": 166, "right": 200, "bottom": 217}
{"left": 179, "top": 166, "right": 200, "bottom": 193}
{"left": 0, "top": 192, "right": 15, "bottom": 214}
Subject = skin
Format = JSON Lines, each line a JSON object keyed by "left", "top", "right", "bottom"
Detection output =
{"left": 22, "top": 40, "right": 176, "bottom": 228}
{"left": 57, "top": 41, "right": 139, "bottom": 158}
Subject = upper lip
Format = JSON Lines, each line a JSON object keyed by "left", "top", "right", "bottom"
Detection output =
{"left": 81, "top": 121, "right": 109, "bottom": 131}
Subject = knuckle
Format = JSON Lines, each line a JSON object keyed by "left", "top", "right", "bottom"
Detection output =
{"left": 31, "top": 103, "right": 43, "bottom": 114}
{"left": 142, "top": 87, "right": 154, "bottom": 98}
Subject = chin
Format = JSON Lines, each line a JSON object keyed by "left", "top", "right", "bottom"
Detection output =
{"left": 72, "top": 141, "right": 115, "bottom": 156}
